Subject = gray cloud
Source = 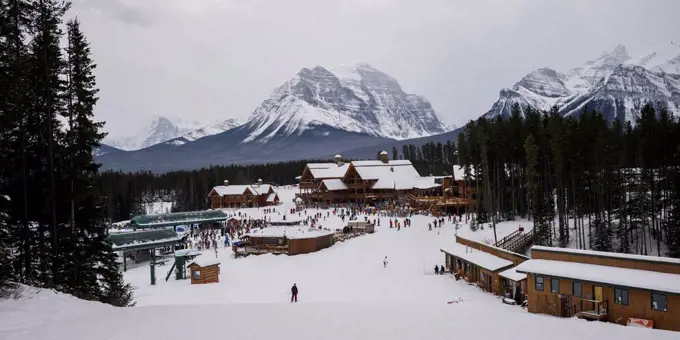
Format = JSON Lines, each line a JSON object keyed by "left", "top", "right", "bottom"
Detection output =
{"left": 69, "top": 0, "right": 680, "bottom": 137}
{"left": 73, "top": 0, "right": 153, "bottom": 27}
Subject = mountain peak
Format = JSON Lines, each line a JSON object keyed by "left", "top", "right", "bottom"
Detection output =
{"left": 243, "top": 63, "right": 448, "bottom": 143}
{"left": 628, "top": 41, "right": 680, "bottom": 74}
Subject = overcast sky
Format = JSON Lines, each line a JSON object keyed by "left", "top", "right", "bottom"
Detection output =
{"left": 69, "top": 0, "right": 680, "bottom": 136}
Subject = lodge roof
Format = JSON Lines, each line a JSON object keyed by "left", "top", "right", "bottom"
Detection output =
{"left": 309, "top": 163, "right": 349, "bottom": 179}
{"left": 247, "top": 226, "right": 334, "bottom": 240}
{"left": 130, "top": 210, "right": 230, "bottom": 228}
{"left": 210, "top": 183, "right": 274, "bottom": 197}
{"left": 322, "top": 179, "right": 349, "bottom": 191}
{"left": 108, "top": 229, "right": 181, "bottom": 251}
{"left": 441, "top": 244, "right": 514, "bottom": 272}
{"left": 516, "top": 259, "right": 680, "bottom": 294}
{"left": 531, "top": 246, "right": 680, "bottom": 266}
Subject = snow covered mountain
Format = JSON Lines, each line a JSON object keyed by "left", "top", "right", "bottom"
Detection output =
{"left": 103, "top": 116, "right": 242, "bottom": 150}
{"left": 241, "top": 63, "right": 448, "bottom": 144}
{"left": 483, "top": 43, "right": 680, "bottom": 123}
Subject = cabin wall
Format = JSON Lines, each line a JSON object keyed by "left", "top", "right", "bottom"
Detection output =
{"left": 288, "top": 235, "right": 333, "bottom": 255}
{"left": 526, "top": 274, "right": 680, "bottom": 331}
{"left": 188, "top": 265, "right": 220, "bottom": 284}
{"left": 455, "top": 236, "right": 528, "bottom": 266}
{"left": 531, "top": 249, "right": 680, "bottom": 274}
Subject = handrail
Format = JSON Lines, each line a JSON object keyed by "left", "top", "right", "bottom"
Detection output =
{"left": 495, "top": 228, "right": 522, "bottom": 248}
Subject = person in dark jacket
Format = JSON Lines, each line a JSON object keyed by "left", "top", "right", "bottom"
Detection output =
{"left": 440, "top": 265, "right": 446, "bottom": 274}
{"left": 291, "top": 283, "right": 298, "bottom": 302}
{"left": 434, "top": 265, "right": 439, "bottom": 275}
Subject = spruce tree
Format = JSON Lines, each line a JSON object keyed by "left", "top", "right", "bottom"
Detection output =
{"left": 64, "top": 18, "right": 134, "bottom": 305}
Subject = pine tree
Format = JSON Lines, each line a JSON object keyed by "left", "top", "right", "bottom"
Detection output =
{"left": 62, "top": 18, "right": 134, "bottom": 305}
{"left": 0, "top": 194, "right": 14, "bottom": 291}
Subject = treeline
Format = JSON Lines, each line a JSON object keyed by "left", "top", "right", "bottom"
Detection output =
{"left": 96, "top": 160, "right": 321, "bottom": 222}
{"left": 0, "top": 1, "right": 132, "bottom": 304}
{"left": 387, "top": 141, "right": 458, "bottom": 176}
{"left": 451, "top": 103, "right": 680, "bottom": 257}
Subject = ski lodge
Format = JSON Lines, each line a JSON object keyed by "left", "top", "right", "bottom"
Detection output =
{"left": 296, "top": 152, "right": 475, "bottom": 212}
{"left": 516, "top": 246, "right": 680, "bottom": 331}
{"left": 441, "top": 235, "right": 529, "bottom": 302}
{"left": 209, "top": 179, "right": 280, "bottom": 208}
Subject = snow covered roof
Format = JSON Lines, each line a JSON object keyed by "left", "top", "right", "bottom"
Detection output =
{"left": 307, "top": 162, "right": 337, "bottom": 169}
{"left": 498, "top": 267, "right": 527, "bottom": 282}
{"left": 189, "top": 258, "right": 221, "bottom": 268}
{"left": 266, "top": 193, "right": 278, "bottom": 202}
{"left": 412, "top": 177, "right": 441, "bottom": 189}
{"left": 322, "top": 179, "right": 349, "bottom": 191}
{"left": 441, "top": 244, "right": 514, "bottom": 272}
{"left": 309, "top": 163, "right": 349, "bottom": 179}
{"left": 452, "top": 165, "right": 474, "bottom": 181}
{"left": 131, "top": 210, "right": 230, "bottom": 228}
{"left": 351, "top": 159, "right": 412, "bottom": 167}
{"left": 108, "top": 229, "right": 181, "bottom": 251}
{"left": 211, "top": 184, "right": 274, "bottom": 196}
{"left": 515, "top": 259, "right": 680, "bottom": 294}
{"left": 247, "top": 226, "right": 335, "bottom": 240}
{"left": 531, "top": 246, "right": 680, "bottom": 265}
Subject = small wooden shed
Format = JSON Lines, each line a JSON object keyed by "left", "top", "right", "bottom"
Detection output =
{"left": 187, "top": 258, "right": 221, "bottom": 284}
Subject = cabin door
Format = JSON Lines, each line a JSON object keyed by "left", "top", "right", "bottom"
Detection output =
{"left": 593, "top": 286, "right": 603, "bottom": 311}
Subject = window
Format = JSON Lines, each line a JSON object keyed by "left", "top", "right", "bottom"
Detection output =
{"left": 535, "top": 276, "right": 544, "bottom": 291}
{"left": 192, "top": 270, "right": 200, "bottom": 280}
{"left": 551, "top": 279, "right": 559, "bottom": 293}
{"left": 615, "top": 288, "right": 629, "bottom": 305}
{"left": 573, "top": 282, "right": 582, "bottom": 297}
{"left": 652, "top": 293, "right": 668, "bottom": 312}
{"left": 465, "top": 262, "right": 471, "bottom": 274}
{"left": 481, "top": 272, "right": 487, "bottom": 282}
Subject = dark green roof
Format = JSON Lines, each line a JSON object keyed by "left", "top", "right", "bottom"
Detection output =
{"left": 130, "top": 210, "right": 230, "bottom": 228}
{"left": 109, "top": 229, "right": 181, "bottom": 252}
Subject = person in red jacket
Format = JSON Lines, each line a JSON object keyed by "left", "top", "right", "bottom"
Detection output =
{"left": 291, "top": 283, "right": 298, "bottom": 302}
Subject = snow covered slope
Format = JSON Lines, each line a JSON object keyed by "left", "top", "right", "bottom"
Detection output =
{"left": 242, "top": 64, "right": 448, "bottom": 144}
{"left": 2, "top": 191, "right": 678, "bottom": 340}
{"left": 103, "top": 116, "right": 242, "bottom": 150}
{"left": 483, "top": 43, "right": 680, "bottom": 122}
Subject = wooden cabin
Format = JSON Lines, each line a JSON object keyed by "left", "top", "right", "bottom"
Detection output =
{"left": 209, "top": 179, "right": 279, "bottom": 208}
{"left": 187, "top": 258, "right": 221, "bottom": 284}
{"left": 516, "top": 246, "right": 680, "bottom": 331}
{"left": 239, "top": 227, "right": 335, "bottom": 255}
{"left": 441, "top": 235, "right": 528, "bottom": 296}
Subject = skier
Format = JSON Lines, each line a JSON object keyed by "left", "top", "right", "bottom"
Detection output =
{"left": 434, "top": 265, "right": 439, "bottom": 275}
{"left": 383, "top": 256, "right": 388, "bottom": 268}
{"left": 440, "top": 265, "right": 446, "bottom": 274}
{"left": 291, "top": 283, "right": 298, "bottom": 302}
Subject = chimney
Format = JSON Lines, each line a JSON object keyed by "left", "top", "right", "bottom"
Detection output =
{"left": 379, "top": 151, "right": 389, "bottom": 163}
{"left": 333, "top": 154, "right": 342, "bottom": 164}
{"left": 257, "top": 178, "right": 263, "bottom": 185}
{"left": 223, "top": 180, "right": 229, "bottom": 186}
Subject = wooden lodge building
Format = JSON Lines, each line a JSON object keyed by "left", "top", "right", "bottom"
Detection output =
{"left": 209, "top": 179, "right": 280, "bottom": 208}
{"left": 298, "top": 152, "right": 475, "bottom": 211}
{"left": 236, "top": 227, "right": 335, "bottom": 256}
{"left": 441, "top": 235, "right": 529, "bottom": 302}
{"left": 516, "top": 246, "right": 680, "bottom": 331}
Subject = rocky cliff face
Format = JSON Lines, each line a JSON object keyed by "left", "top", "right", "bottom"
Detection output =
{"left": 241, "top": 63, "right": 448, "bottom": 144}
{"left": 483, "top": 43, "right": 680, "bottom": 123}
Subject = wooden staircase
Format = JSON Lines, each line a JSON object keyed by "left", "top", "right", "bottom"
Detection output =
{"left": 494, "top": 227, "right": 535, "bottom": 253}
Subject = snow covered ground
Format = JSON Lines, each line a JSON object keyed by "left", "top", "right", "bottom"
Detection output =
{"left": 1, "top": 186, "right": 676, "bottom": 339}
